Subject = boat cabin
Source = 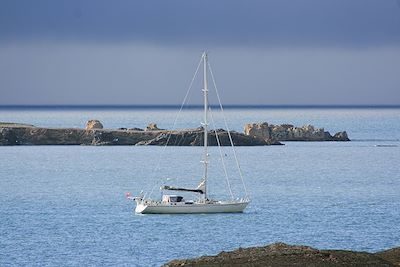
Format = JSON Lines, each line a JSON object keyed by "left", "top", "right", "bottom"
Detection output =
{"left": 162, "top": 195, "right": 184, "bottom": 203}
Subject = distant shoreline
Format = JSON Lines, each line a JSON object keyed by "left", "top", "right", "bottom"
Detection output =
{"left": 0, "top": 104, "right": 399, "bottom": 110}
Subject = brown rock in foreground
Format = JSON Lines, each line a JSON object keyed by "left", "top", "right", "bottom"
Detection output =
{"left": 163, "top": 243, "right": 399, "bottom": 267}
{"left": 376, "top": 247, "right": 400, "bottom": 266}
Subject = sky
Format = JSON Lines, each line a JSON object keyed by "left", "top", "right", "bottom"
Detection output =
{"left": 0, "top": 0, "right": 400, "bottom": 105}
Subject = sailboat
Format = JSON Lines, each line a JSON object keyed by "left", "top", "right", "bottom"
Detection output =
{"left": 128, "top": 52, "right": 250, "bottom": 214}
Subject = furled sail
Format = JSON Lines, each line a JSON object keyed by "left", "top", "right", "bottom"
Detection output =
{"left": 162, "top": 179, "right": 205, "bottom": 194}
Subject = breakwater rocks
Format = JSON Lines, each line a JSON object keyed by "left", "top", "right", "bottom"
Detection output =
{"left": 244, "top": 122, "right": 350, "bottom": 142}
{"left": 0, "top": 122, "right": 275, "bottom": 146}
{"left": 163, "top": 242, "right": 400, "bottom": 267}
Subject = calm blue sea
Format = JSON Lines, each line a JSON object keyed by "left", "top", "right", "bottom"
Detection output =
{"left": 0, "top": 108, "right": 399, "bottom": 266}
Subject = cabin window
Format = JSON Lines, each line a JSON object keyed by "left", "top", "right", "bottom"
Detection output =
{"left": 163, "top": 195, "right": 184, "bottom": 203}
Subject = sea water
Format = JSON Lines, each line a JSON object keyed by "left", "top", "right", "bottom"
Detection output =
{"left": 0, "top": 108, "right": 399, "bottom": 266}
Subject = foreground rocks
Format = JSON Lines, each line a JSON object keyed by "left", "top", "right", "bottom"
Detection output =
{"left": 244, "top": 122, "right": 350, "bottom": 142}
{"left": 376, "top": 247, "right": 400, "bottom": 266}
{"left": 0, "top": 122, "right": 275, "bottom": 146}
{"left": 163, "top": 242, "right": 399, "bottom": 267}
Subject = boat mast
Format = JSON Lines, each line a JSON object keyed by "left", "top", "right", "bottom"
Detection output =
{"left": 202, "top": 52, "right": 208, "bottom": 200}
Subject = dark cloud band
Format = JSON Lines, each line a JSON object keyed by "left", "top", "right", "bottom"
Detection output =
{"left": 1, "top": 0, "right": 400, "bottom": 46}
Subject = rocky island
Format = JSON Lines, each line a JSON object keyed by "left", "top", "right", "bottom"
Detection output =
{"left": 0, "top": 120, "right": 349, "bottom": 146}
{"left": 0, "top": 120, "right": 273, "bottom": 146}
{"left": 244, "top": 122, "right": 349, "bottom": 142}
{"left": 163, "top": 242, "right": 400, "bottom": 267}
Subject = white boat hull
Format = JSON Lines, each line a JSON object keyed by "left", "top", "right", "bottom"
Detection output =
{"left": 135, "top": 201, "right": 249, "bottom": 214}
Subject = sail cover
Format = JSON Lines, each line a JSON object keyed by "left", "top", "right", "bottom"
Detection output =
{"left": 162, "top": 180, "right": 205, "bottom": 194}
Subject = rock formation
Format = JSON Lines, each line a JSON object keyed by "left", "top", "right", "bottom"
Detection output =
{"left": 0, "top": 122, "right": 276, "bottom": 146}
{"left": 244, "top": 122, "right": 270, "bottom": 140}
{"left": 145, "top": 123, "right": 162, "bottom": 131}
{"left": 137, "top": 129, "right": 278, "bottom": 146}
{"left": 163, "top": 242, "right": 399, "bottom": 267}
{"left": 333, "top": 131, "right": 350, "bottom": 141}
{"left": 85, "top": 120, "right": 103, "bottom": 130}
{"left": 244, "top": 122, "right": 350, "bottom": 142}
{"left": 1, "top": 120, "right": 350, "bottom": 146}
{"left": 375, "top": 247, "right": 400, "bottom": 266}
{"left": 0, "top": 127, "right": 18, "bottom": 145}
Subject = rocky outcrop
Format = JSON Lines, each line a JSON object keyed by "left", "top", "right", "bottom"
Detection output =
{"left": 244, "top": 122, "right": 270, "bottom": 140}
{"left": 0, "top": 127, "right": 18, "bottom": 145}
{"left": 244, "top": 122, "right": 350, "bottom": 142}
{"left": 85, "top": 120, "right": 103, "bottom": 130}
{"left": 137, "top": 129, "right": 278, "bottom": 146}
{"left": 145, "top": 123, "right": 162, "bottom": 131}
{"left": 163, "top": 242, "right": 399, "bottom": 267}
{"left": 1, "top": 120, "right": 350, "bottom": 146}
{"left": 0, "top": 122, "right": 276, "bottom": 146}
{"left": 333, "top": 131, "right": 349, "bottom": 141}
{"left": 376, "top": 247, "right": 400, "bottom": 266}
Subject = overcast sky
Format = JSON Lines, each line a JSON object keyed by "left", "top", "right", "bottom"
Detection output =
{"left": 0, "top": 0, "right": 399, "bottom": 105}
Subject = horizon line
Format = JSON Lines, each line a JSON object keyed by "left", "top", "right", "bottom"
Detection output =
{"left": 0, "top": 104, "right": 399, "bottom": 109}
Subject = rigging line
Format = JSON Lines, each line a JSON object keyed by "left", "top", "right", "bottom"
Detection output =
{"left": 146, "top": 55, "right": 203, "bottom": 199}
{"left": 208, "top": 61, "right": 249, "bottom": 198}
{"left": 208, "top": 105, "right": 235, "bottom": 200}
